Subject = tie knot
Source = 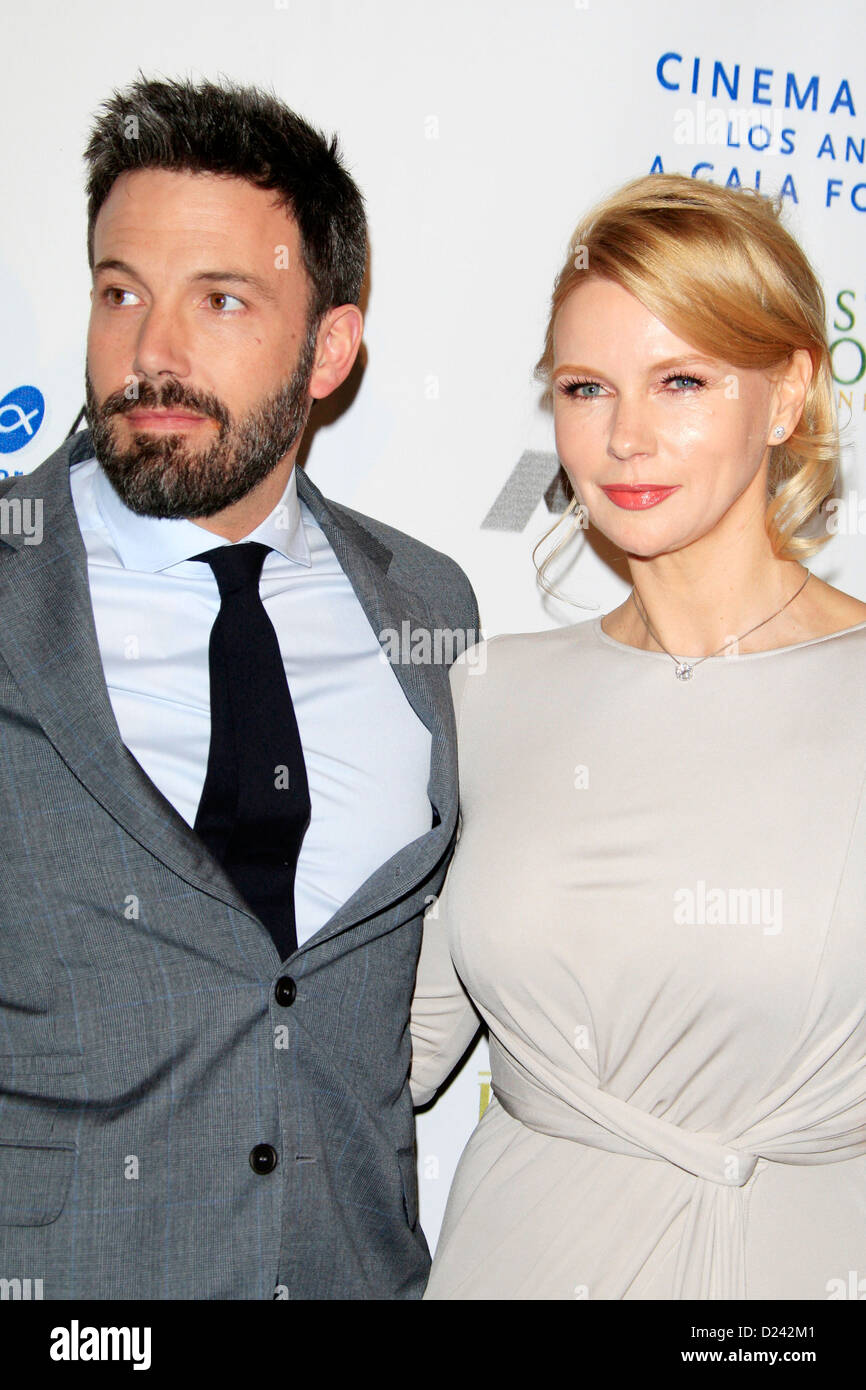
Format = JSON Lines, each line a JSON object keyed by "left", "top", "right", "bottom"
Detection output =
{"left": 190, "top": 541, "right": 272, "bottom": 598}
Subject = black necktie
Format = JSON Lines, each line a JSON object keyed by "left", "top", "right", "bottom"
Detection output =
{"left": 190, "top": 541, "right": 310, "bottom": 958}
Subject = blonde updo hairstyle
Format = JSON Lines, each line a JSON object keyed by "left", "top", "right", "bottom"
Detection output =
{"left": 535, "top": 173, "right": 839, "bottom": 562}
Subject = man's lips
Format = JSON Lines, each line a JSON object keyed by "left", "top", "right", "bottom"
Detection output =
{"left": 123, "top": 410, "right": 209, "bottom": 428}
{"left": 600, "top": 484, "right": 680, "bottom": 510}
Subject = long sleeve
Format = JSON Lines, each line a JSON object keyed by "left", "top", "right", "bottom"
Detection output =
{"left": 409, "top": 651, "right": 483, "bottom": 1106}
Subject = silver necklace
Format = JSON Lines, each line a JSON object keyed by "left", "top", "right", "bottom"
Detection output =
{"left": 630, "top": 571, "right": 812, "bottom": 681}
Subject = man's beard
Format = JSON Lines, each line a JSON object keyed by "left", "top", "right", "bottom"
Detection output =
{"left": 84, "top": 323, "right": 318, "bottom": 519}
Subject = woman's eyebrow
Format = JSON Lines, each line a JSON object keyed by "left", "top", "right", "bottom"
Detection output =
{"left": 552, "top": 354, "right": 720, "bottom": 379}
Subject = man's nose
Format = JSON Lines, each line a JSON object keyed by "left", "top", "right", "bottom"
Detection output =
{"left": 131, "top": 304, "right": 191, "bottom": 382}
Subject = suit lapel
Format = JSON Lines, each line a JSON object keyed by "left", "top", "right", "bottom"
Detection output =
{"left": 0, "top": 430, "right": 270, "bottom": 941}
{"left": 292, "top": 468, "right": 457, "bottom": 954}
{"left": 0, "top": 432, "right": 456, "bottom": 960}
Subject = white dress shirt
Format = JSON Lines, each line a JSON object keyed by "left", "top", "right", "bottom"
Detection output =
{"left": 69, "top": 454, "right": 433, "bottom": 946}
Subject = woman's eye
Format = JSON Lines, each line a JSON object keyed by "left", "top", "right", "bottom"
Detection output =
{"left": 556, "top": 372, "right": 708, "bottom": 400}
{"left": 207, "top": 292, "right": 244, "bottom": 312}
{"left": 662, "top": 373, "right": 707, "bottom": 390}
{"left": 558, "top": 379, "right": 604, "bottom": 399}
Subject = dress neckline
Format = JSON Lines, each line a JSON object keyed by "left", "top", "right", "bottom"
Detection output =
{"left": 592, "top": 615, "right": 866, "bottom": 663}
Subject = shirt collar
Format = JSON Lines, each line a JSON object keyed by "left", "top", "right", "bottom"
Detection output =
{"left": 91, "top": 458, "right": 312, "bottom": 572}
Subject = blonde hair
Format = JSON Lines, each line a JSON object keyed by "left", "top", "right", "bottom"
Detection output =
{"left": 535, "top": 173, "right": 840, "bottom": 563}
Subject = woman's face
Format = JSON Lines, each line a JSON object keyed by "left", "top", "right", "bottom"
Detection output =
{"left": 552, "top": 276, "right": 780, "bottom": 559}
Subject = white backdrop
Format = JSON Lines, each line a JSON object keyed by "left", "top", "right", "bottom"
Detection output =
{"left": 2, "top": 0, "right": 863, "bottom": 1252}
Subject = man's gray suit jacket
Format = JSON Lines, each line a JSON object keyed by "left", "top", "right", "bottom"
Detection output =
{"left": 0, "top": 427, "right": 479, "bottom": 1299}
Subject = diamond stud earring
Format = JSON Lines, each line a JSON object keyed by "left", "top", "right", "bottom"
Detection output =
{"left": 773, "top": 425, "right": 785, "bottom": 438}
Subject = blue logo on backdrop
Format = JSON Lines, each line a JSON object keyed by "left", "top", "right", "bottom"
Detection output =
{"left": 651, "top": 52, "right": 862, "bottom": 212}
{"left": 0, "top": 385, "right": 45, "bottom": 454}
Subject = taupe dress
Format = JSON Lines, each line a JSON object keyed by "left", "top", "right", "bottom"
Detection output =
{"left": 410, "top": 617, "right": 866, "bottom": 1299}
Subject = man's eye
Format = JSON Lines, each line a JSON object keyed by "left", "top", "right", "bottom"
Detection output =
{"left": 208, "top": 292, "right": 245, "bottom": 312}
{"left": 103, "top": 287, "right": 139, "bottom": 306}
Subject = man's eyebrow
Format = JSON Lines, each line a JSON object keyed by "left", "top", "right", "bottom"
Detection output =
{"left": 92, "top": 258, "right": 278, "bottom": 304}
{"left": 190, "top": 269, "right": 278, "bottom": 303}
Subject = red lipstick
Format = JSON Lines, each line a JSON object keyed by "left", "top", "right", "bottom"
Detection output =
{"left": 600, "top": 484, "right": 680, "bottom": 510}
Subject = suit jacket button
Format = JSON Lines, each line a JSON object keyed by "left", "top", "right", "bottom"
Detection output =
{"left": 250, "top": 1144, "right": 278, "bottom": 1175}
{"left": 275, "top": 976, "right": 297, "bottom": 1006}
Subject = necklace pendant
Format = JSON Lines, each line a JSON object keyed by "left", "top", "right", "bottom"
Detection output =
{"left": 674, "top": 662, "right": 694, "bottom": 682}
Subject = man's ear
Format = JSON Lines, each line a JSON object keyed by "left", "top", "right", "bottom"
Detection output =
{"left": 307, "top": 305, "right": 364, "bottom": 401}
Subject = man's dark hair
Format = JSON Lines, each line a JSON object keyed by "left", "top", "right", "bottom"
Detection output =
{"left": 83, "top": 72, "right": 367, "bottom": 328}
